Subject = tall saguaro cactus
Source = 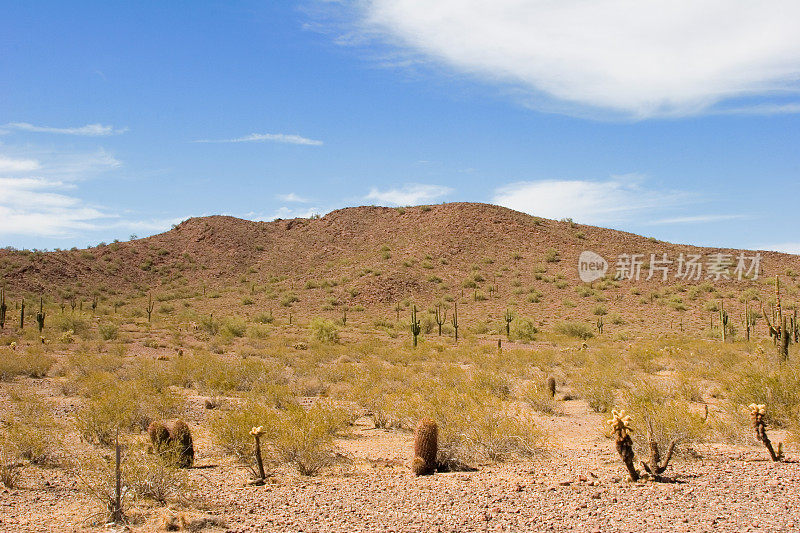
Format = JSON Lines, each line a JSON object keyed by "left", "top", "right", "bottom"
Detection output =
{"left": 504, "top": 308, "right": 513, "bottom": 339}
{"left": 411, "top": 305, "right": 421, "bottom": 347}
{"left": 19, "top": 298, "right": 25, "bottom": 329}
{"left": 0, "top": 287, "right": 6, "bottom": 330}
{"left": 146, "top": 293, "right": 154, "bottom": 323}
{"left": 434, "top": 304, "right": 446, "bottom": 336}
{"left": 451, "top": 302, "right": 459, "bottom": 343}
{"left": 36, "top": 297, "right": 46, "bottom": 333}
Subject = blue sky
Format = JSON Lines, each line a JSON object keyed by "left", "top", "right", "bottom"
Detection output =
{"left": 1, "top": 1, "right": 799, "bottom": 252}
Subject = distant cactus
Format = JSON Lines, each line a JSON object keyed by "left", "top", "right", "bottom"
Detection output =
{"left": 451, "top": 302, "right": 459, "bottom": 343}
{"left": 596, "top": 317, "right": 604, "bottom": 334}
{"left": 412, "top": 418, "right": 438, "bottom": 476}
{"left": 411, "top": 306, "right": 421, "bottom": 347}
{"left": 146, "top": 293, "right": 154, "bottom": 323}
{"left": 148, "top": 419, "right": 194, "bottom": 468}
{"left": 0, "top": 287, "right": 6, "bottom": 330}
{"left": 36, "top": 297, "right": 45, "bottom": 333}
{"left": 434, "top": 304, "right": 446, "bottom": 336}
{"left": 749, "top": 404, "right": 783, "bottom": 462}
{"left": 91, "top": 296, "right": 98, "bottom": 314}
{"left": 504, "top": 308, "right": 513, "bottom": 338}
{"left": 19, "top": 298, "right": 24, "bottom": 329}
{"left": 546, "top": 376, "right": 556, "bottom": 398}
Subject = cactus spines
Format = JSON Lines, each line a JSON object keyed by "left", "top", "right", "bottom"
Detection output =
{"left": 148, "top": 419, "right": 195, "bottom": 468}
{"left": 434, "top": 304, "right": 446, "bottom": 336}
{"left": 607, "top": 409, "right": 639, "bottom": 481}
{"left": 504, "top": 308, "right": 513, "bottom": 338}
{"left": 146, "top": 293, "right": 154, "bottom": 323}
{"left": 0, "top": 287, "right": 6, "bottom": 330}
{"left": 546, "top": 376, "right": 556, "bottom": 398}
{"left": 412, "top": 418, "right": 438, "bottom": 476}
{"left": 36, "top": 297, "right": 45, "bottom": 333}
{"left": 411, "top": 305, "right": 421, "bottom": 347}
{"left": 749, "top": 404, "right": 783, "bottom": 462}
{"left": 451, "top": 302, "right": 459, "bottom": 343}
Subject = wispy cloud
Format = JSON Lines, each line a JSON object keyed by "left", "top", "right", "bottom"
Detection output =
{"left": 0, "top": 155, "right": 41, "bottom": 173}
{"left": 193, "top": 133, "right": 323, "bottom": 146}
{"left": 2, "top": 122, "right": 127, "bottom": 136}
{"left": 648, "top": 214, "right": 749, "bottom": 225}
{"left": 366, "top": 183, "right": 452, "bottom": 206}
{"left": 249, "top": 206, "right": 325, "bottom": 221}
{"left": 354, "top": 1, "right": 800, "bottom": 118}
{"left": 493, "top": 175, "right": 690, "bottom": 225}
{"left": 276, "top": 192, "right": 311, "bottom": 203}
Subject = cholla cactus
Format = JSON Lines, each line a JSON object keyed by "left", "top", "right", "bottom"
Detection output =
{"left": 749, "top": 404, "right": 783, "bottom": 462}
{"left": 250, "top": 426, "right": 267, "bottom": 482}
{"left": 607, "top": 410, "right": 639, "bottom": 481}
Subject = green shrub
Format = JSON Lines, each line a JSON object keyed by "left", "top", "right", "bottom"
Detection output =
{"left": 0, "top": 347, "right": 54, "bottom": 380}
{"left": 555, "top": 321, "right": 594, "bottom": 340}
{"left": 309, "top": 318, "right": 339, "bottom": 344}
{"left": 98, "top": 322, "right": 119, "bottom": 340}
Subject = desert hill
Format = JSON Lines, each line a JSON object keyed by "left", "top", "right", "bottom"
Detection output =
{"left": 1, "top": 202, "right": 797, "bottom": 333}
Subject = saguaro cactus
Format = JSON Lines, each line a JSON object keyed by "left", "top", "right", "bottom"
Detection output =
{"left": 451, "top": 302, "right": 459, "bottom": 343}
{"left": 412, "top": 418, "right": 438, "bottom": 476}
{"left": 546, "top": 376, "right": 556, "bottom": 398}
{"left": 504, "top": 308, "right": 513, "bottom": 339}
{"left": 19, "top": 298, "right": 24, "bottom": 329}
{"left": 36, "top": 297, "right": 45, "bottom": 333}
{"left": 411, "top": 306, "right": 421, "bottom": 347}
{"left": 435, "top": 304, "right": 446, "bottom": 336}
{"left": 0, "top": 287, "right": 6, "bottom": 330}
{"left": 146, "top": 293, "right": 154, "bottom": 323}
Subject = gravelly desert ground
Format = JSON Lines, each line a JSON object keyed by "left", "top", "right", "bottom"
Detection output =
{"left": 3, "top": 397, "right": 799, "bottom": 533}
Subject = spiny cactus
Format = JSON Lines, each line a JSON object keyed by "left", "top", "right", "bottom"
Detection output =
{"left": 410, "top": 306, "right": 421, "bottom": 347}
{"left": 147, "top": 419, "right": 194, "bottom": 468}
{"left": 504, "top": 308, "right": 513, "bottom": 338}
{"left": 640, "top": 419, "right": 677, "bottom": 477}
{"left": 412, "top": 418, "right": 438, "bottom": 476}
{"left": 146, "top": 293, "right": 154, "bottom": 323}
{"left": 607, "top": 409, "right": 639, "bottom": 481}
{"left": 596, "top": 317, "right": 604, "bottom": 334}
{"left": 434, "top": 304, "right": 446, "bottom": 336}
{"left": 36, "top": 297, "right": 45, "bottom": 333}
{"left": 749, "top": 404, "right": 783, "bottom": 462}
{"left": 19, "top": 298, "right": 24, "bottom": 329}
{"left": 91, "top": 296, "right": 98, "bottom": 314}
{"left": 546, "top": 376, "right": 556, "bottom": 398}
{"left": 250, "top": 426, "right": 267, "bottom": 483}
{"left": 451, "top": 302, "right": 459, "bottom": 343}
{"left": 0, "top": 287, "right": 6, "bottom": 330}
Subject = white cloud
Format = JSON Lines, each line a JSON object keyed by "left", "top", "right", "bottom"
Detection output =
{"left": 2, "top": 122, "right": 127, "bottom": 136}
{"left": 194, "top": 133, "right": 323, "bottom": 146}
{"left": 492, "top": 175, "right": 689, "bottom": 225}
{"left": 365, "top": 183, "right": 452, "bottom": 205}
{"left": 755, "top": 243, "right": 800, "bottom": 255}
{"left": 276, "top": 193, "right": 311, "bottom": 203}
{"left": 356, "top": 1, "right": 800, "bottom": 118}
{"left": 0, "top": 177, "right": 112, "bottom": 237}
{"left": 0, "top": 155, "right": 40, "bottom": 173}
{"left": 254, "top": 206, "right": 325, "bottom": 221}
{"left": 648, "top": 214, "right": 748, "bottom": 225}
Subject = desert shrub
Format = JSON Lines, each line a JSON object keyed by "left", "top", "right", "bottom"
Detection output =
{"left": 52, "top": 314, "right": 90, "bottom": 337}
{"left": 280, "top": 292, "right": 299, "bottom": 307}
{"left": 127, "top": 447, "right": 194, "bottom": 505}
{"left": 555, "top": 321, "right": 594, "bottom": 340}
{"left": 75, "top": 377, "right": 182, "bottom": 445}
{"left": 512, "top": 317, "right": 538, "bottom": 342}
{"left": 252, "top": 312, "right": 274, "bottom": 324}
{"left": 571, "top": 357, "right": 619, "bottom": 413}
{"left": 0, "top": 347, "right": 55, "bottom": 380}
{"left": 1, "top": 389, "right": 62, "bottom": 465}
{"left": 98, "top": 322, "right": 119, "bottom": 340}
{"left": 247, "top": 323, "right": 271, "bottom": 339}
{"left": 211, "top": 399, "right": 346, "bottom": 476}
{"left": 544, "top": 249, "right": 560, "bottom": 263}
{"left": 219, "top": 317, "right": 247, "bottom": 339}
{"left": 198, "top": 314, "right": 220, "bottom": 335}
{"left": 520, "top": 381, "right": 561, "bottom": 415}
{"left": 724, "top": 363, "right": 800, "bottom": 427}
{"left": 0, "top": 447, "right": 21, "bottom": 488}
{"left": 309, "top": 318, "right": 339, "bottom": 344}
{"left": 622, "top": 381, "right": 708, "bottom": 457}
